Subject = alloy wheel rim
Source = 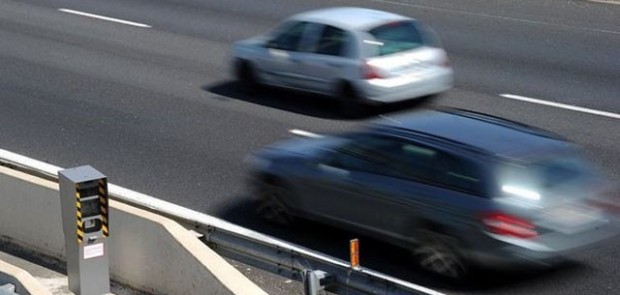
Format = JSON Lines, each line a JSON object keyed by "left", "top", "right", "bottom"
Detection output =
{"left": 414, "top": 244, "right": 464, "bottom": 279}
{"left": 256, "top": 185, "right": 292, "bottom": 224}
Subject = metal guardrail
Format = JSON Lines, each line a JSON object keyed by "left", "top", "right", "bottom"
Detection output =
{"left": 0, "top": 148, "right": 445, "bottom": 295}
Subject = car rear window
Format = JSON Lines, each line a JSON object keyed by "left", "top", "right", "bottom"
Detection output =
{"left": 366, "top": 21, "right": 425, "bottom": 56}
{"left": 497, "top": 154, "right": 598, "bottom": 194}
{"left": 526, "top": 155, "right": 597, "bottom": 189}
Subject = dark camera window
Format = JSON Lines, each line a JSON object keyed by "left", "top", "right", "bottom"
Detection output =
{"left": 81, "top": 198, "right": 101, "bottom": 217}
{"left": 78, "top": 186, "right": 98, "bottom": 198}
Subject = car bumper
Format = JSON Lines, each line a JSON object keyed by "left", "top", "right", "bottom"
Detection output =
{"left": 355, "top": 68, "right": 454, "bottom": 103}
{"left": 466, "top": 220, "right": 619, "bottom": 269}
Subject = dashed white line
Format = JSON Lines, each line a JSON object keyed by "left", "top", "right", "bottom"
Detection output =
{"left": 588, "top": 0, "right": 620, "bottom": 5}
{"left": 289, "top": 129, "right": 323, "bottom": 138}
{"left": 500, "top": 94, "right": 620, "bottom": 120}
{"left": 58, "top": 8, "right": 151, "bottom": 28}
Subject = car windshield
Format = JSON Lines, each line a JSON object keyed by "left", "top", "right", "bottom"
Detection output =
{"left": 496, "top": 153, "right": 600, "bottom": 200}
{"left": 365, "top": 21, "right": 425, "bottom": 56}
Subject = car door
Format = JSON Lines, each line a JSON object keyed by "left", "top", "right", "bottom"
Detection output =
{"left": 296, "top": 134, "right": 427, "bottom": 238}
{"left": 297, "top": 133, "right": 488, "bottom": 241}
{"left": 297, "top": 25, "right": 354, "bottom": 93}
{"left": 258, "top": 21, "right": 315, "bottom": 87}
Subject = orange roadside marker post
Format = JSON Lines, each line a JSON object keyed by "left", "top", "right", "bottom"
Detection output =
{"left": 350, "top": 238, "right": 360, "bottom": 269}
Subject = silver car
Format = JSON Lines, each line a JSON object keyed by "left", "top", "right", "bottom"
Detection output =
{"left": 232, "top": 7, "right": 454, "bottom": 109}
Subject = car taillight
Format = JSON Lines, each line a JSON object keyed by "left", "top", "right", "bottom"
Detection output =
{"left": 481, "top": 212, "right": 537, "bottom": 239}
{"left": 362, "top": 61, "right": 383, "bottom": 79}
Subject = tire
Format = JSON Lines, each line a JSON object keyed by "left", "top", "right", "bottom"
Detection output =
{"left": 235, "top": 60, "right": 262, "bottom": 92}
{"left": 254, "top": 179, "right": 295, "bottom": 225}
{"left": 411, "top": 233, "right": 468, "bottom": 280}
{"left": 337, "top": 83, "right": 367, "bottom": 118}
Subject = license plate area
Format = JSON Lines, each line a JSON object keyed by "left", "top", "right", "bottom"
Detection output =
{"left": 539, "top": 204, "right": 605, "bottom": 234}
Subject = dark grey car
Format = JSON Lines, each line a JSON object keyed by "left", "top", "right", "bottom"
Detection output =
{"left": 246, "top": 108, "right": 619, "bottom": 278}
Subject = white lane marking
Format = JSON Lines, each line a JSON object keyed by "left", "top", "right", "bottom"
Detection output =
{"left": 500, "top": 94, "right": 620, "bottom": 120}
{"left": 588, "top": 0, "right": 620, "bottom": 4}
{"left": 289, "top": 129, "right": 323, "bottom": 138}
{"left": 58, "top": 8, "right": 151, "bottom": 28}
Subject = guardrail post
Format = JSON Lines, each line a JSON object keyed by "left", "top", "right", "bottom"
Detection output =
{"left": 303, "top": 269, "right": 333, "bottom": 295}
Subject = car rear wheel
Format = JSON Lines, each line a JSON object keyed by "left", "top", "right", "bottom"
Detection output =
{"left": 337, "top": 83, "right": 367, "bottom": 118}
{"left": 255, "top": 180, "right": 295, "bottom": 225}
{"left": 412, "top": 233, "right": 468, "bottom": 280}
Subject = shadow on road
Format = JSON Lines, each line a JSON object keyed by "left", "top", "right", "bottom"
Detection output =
{"left": 203, "top": 80, "right": 433, "bottom": 120}
{"left": 219, "top": 198, "right": 590, "bottom": 293}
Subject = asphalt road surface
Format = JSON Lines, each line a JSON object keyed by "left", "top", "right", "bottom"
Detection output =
{"left": 1, "top": 0, "right": 619, "bottom": 294}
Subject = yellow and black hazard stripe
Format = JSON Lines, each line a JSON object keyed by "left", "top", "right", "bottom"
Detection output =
{"left": 76, "top": 189, "right": 84, "bottom": 244}
{"left": 99, "top": 178, "right": 109, "bottom": 237}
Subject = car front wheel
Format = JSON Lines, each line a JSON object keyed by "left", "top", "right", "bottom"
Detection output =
{"left": 235, "top": 60, "right": 261, "bottom": 90}
{"left": 412, "top": 233, "right": 468, "bottom": 280}
{"left": 254, "top": 179, "right": 295, "bottom": 225}
{"left": 336, "top": 83, "right": 368, "bottom": 118}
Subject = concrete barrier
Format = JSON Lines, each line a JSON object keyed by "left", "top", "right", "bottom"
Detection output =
{"left": 0, "top": 260, "right": 51, "bottom": 295}
{"left": 0, "top": 166, "right": 267, "bottom": 295}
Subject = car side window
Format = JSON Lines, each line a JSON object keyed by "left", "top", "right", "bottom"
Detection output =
{"left": 314, "top": 25, "right": 349, "bottom": 56}
{"left": 394, "top": 144, "right": 482, "bottom": 195}
{"left": 328, "top": 134, "right": 400, "bottom": 176}
{"left": 330, "top": 134, "right": 483, "bottom": 195}
{"left": 267, "top": 21, "right": 309, "bottom": 51}
{"left": 433, "top": 154, "right": 483, "bottom": 195}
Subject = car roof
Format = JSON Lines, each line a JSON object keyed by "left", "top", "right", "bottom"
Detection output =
{"left": 371, "top": 109, "right": 571, "bottom": 159}
{"left": 289, "top": 7, "right": 411, "bottom": 31}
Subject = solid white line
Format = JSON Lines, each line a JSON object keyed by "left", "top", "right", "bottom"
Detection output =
{"left": 289, "top": 129, "right": 323, "bottom": 138}
{"left": 500, "top": 94, "right": 620, "bottom": 120}
{"left": 58, "top": 8, "right": 151, "bottom": 28}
